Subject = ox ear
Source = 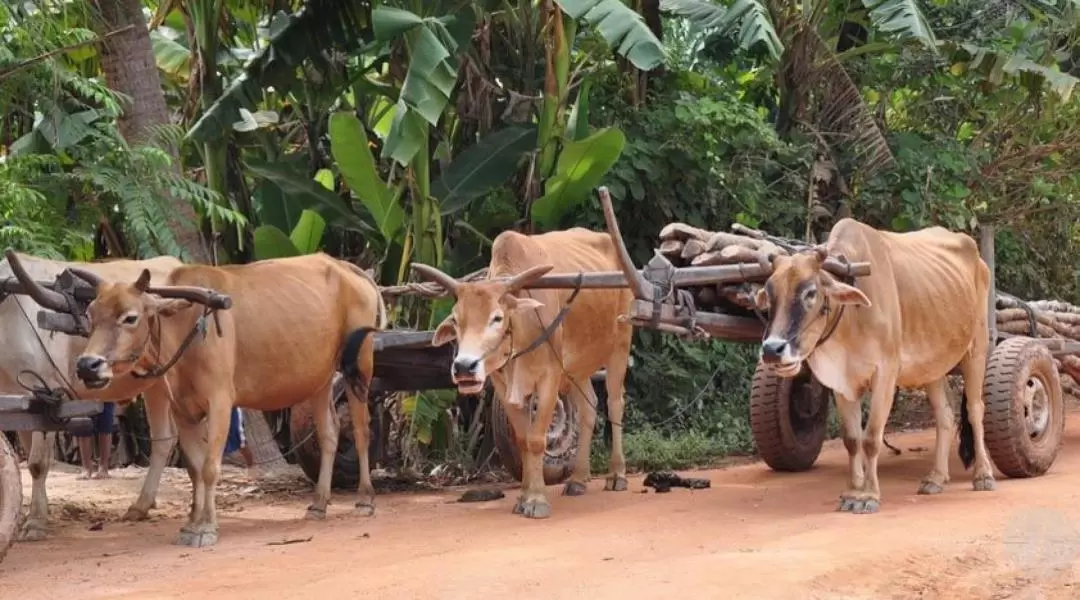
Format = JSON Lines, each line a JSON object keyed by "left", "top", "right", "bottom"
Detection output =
{"left": 432, "top": 314, "right": 458, "bottom": 347}
{"left": 503, "top": 295, "right": 544, "bottom": 313}
{"left": 134, "top": 269, "right": 152, "bottom": 293}
{"left": 153, "top": 297, "right": 193, "bottom": 317}
{"left": 753, "top": 286, "right": 770, "bottom": 311}
{"left": 823, "top": 278, "right": 871, "bottom": 308}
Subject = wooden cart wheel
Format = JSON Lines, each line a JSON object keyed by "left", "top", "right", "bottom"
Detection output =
{"left": 291, "top": 374, "right": 382, "bottom": 490}
{"left": 749, "top": 360, "right": 832, "bottom": 472}
{"left": 0, "top": 431, "right": 22, "bottom": 565}
{"left": 982, "top": 336, "right": 1064, "bottom": 478}
{"left": 490, "top": 389, "right": 579, "bottom": 485}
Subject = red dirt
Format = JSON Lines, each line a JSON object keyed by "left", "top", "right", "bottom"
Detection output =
{"left": 4, "top": 420, "right": 1080, "bottom": 599}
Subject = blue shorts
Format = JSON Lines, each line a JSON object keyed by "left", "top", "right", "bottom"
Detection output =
{"left": 223, "top": 408, "right": 246, "bottom": 455}
{"left": 74, "top": 402, "right": 115, "bottom": 438}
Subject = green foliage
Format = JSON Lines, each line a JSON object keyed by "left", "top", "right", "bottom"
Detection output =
{"left": 328, "top": 111, "right": 405, "bottom": 243}
{"left": 531, "top": 127, "right": 626, "bottom": 230}
{"left": 434, "top": 125, "right": 539, "bottom": 215}
{"left": 556, "top": 0, "right": 667, "bottom": 70}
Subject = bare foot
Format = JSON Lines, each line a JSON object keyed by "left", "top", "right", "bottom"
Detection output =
{"left": 96, "top": 470, "right": 111, "bottom": 479}
{"left": 76, "top": 471, "right": 93, "bottom": 480}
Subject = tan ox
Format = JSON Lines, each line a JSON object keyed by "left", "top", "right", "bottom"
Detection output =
{"left": 17, "top": 253, "right": 386, "bottom": 547}
{"left": 1, "top": 253, "right": 181, "bottom": 542}
{"left": 412, "top": 228, "right": 633, "bottom": 519}
{"left": 755, "top": 219, "right": 994, "bottom": 513}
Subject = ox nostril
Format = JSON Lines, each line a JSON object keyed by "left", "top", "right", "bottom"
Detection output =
{"left": 76, "top": 356, "right": 104, "bottom": 374}
{"left": 761, "top": 339, "right": 788, "bottom": 361}
{"left": 452, "top": 356, "right": 480, "bottom": 377}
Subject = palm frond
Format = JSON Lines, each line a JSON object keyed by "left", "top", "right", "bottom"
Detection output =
{"left": 660, "top": 0, "right": 782, "bottom": 61}
{"left": 187, "top": 0, "right": 375, "bottom": 144}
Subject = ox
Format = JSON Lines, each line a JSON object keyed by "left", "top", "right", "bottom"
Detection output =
{"left": 0, "top": 252, "right": 182, "bottom": 541}
{"left": 15, "top": 252, "right": 386, "bottom": 547}
{"left": 411, "top": 227, "right": 633, "bottom": 519}
{"left": 755, "top": 219, "right": 994, "bottom": 513}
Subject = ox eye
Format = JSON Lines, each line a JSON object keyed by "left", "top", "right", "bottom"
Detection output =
{"left": 490, "top": 313, "right": 504, "bottom": 326}
{"left": 801, "top": 287, "right": 818, "bottom": 304}
{"left": 121, "top": 313, "right": 139, "bottom": 326}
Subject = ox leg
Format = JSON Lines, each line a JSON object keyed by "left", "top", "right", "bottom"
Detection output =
{"left": 960, "top": 351, "right": 996, "bottom": 492}
{"left": 344, "top": 352, "right": 376, "bottom": 517}
{"left": 918, "top": 378, "right": 952, "bottom": 495}
{"left": 305, "top": 380, "right": 337, "bottom": 520}
{"left": 835, "top": 394, "right": 867, "bottom": 511}
{"left": 175, "top": 419, "right": 208, "bottom": 540}
{"left": 603, "top": 342, "right": 631, "bottom": 492}
{"left": 850, "top": 372, "right": 899, "bottom": 514}
{"left": 124, "top": 388, "right": 177, "bottom": 521}
{"left": 16, "top": 430, "right": 53, "bottom": 542}
{"left": 512, "top": 379, "right": 560, "bottom": 519}
{"left": 176, "top": 395, "right": 230, "bottom": 549}
{"left": 563, "top": 377, "right": 597, "bottom": 497}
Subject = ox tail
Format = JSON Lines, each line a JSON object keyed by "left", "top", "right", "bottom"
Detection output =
{"left": 958, "top": 394, "right": 975, "bottom": 470}
{"left": 340, "top": 327, "right": 377, "bottom": 399}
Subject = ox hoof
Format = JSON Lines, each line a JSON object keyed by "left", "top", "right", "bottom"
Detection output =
{"left": 917, "top": 480, "right": 944, "bottom": 495}
{"left": 122, "top": 506, "right": 150, "bottom": 522}
{"left": 354, "top": 501, "right": 376, "bottom": 517}
{"left": 18, "top": 520, "right": 48, "bottom": 542}
{"left": 305, "top": 505, "right": 327, "bottom": 521}
{"left": 512, "top": 496, "right": 552, "bottom": 519}
{"left": 175, "top": 528, "right": 218, "bottom": 548}
{"left": 563, "top": 481, "right": 588, "bottom": 497}
{"left": 973, "top": 475, "right": 997, "bottom": 492}
{"left": 838, "top": 497, "right": 880, "bottom": 514}
{"left": 604, "top": 476, "right": 628, "bottom": 492}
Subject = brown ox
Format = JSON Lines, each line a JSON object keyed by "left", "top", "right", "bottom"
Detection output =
{"left": 24, "top": 253, "right": 386, "bottom": 547}
{"left": 412, "top": 228, "right": 633, "bottom": 519}
{"left": 755, "top": 219, "right": 994, "bottom": 513}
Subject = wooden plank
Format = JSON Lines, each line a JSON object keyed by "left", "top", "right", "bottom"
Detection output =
{"left": 0, "top": 414, "right": 95, "bottom": 433}
{"left": 0, "top": 395, "right": 30, "bottom": 412}
{"left": 514, "top": 261, "right": 870, "bottom": 291}
{"left": 373, "top": 330, "right": 437, "bottom": 352}
{"left": 37, "top": 311, "right": 88, "bottom": 336}
{"left": 629, "top": 300, "right": 764, "bottom": 342}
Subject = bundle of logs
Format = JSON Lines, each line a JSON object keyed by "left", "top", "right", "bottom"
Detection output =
{"left": 658, "top": 222, "right": 1080, "bottom": 405}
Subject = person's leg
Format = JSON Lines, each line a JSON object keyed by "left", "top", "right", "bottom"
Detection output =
{"left": 94, "top": 403, "right": 115, "bottom": 479}
{"left": 75, "top": 435, "right": 94, "bottom": 479}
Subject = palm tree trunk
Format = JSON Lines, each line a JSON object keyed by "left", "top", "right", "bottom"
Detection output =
{"left": 92, "top": 0, "right": 209, "bottom": 263}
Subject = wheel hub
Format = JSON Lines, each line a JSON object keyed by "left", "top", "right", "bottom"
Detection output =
{"left": 1023, "top": 376, "right": 1050, "bottom": 438}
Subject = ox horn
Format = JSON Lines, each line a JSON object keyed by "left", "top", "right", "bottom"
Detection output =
{"left": 503, "top": 264, "right": 555, "bottom": 294}
{"left": 67, "top": 267, "right": 103, "bottom": 287}
{"left": 811, "top": 244, "right": 829, "bottom": 263}
{"left": 3, "top": 249, "right": 69, "bottom": 313}
{"left": 411, "top": 263, "right": 460, "bottom": 297}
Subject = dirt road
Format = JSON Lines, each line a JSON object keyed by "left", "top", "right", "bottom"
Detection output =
{"left": 4, "top": 422, "right": 1080, "bottom": 600}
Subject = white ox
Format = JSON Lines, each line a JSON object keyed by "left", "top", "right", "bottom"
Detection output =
{"left": 0, "top": 253, "right": 181, "bottom": 541}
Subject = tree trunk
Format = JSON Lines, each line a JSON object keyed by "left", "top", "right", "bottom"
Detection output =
{"left": 93, "top": 0, "right": 290, "bottom": 471}
{"left": 92, "top": 0, "right": 209, "bottom": 264}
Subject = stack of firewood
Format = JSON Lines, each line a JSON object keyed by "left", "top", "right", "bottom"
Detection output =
{"left": 997, "top": 297, "right": 1080, "bottom": 401}
{"left": 658, "top": 221, "right": 1080, "bottom": 404}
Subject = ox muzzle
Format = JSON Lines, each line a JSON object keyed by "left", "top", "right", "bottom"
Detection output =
{"left": 450, "top": 352, "right": 485, "bottom": 395}
{"left": 75, "top": 355, "right": 111, "bottom": 389}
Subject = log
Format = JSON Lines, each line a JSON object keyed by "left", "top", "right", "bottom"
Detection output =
{"left": 681, "top": 239, "right": 708, "bottom": 261}
{"left": 704, "top": 232, "right": 768, "bottom": 252}
{"left": 690, "top": 251, "right": 725, "bottom": 266}
{"left": 659, "top": 223, "right": 713, "bottom": 243}
{"left": 659, "top": 240, "right": 684, "bottom": 258}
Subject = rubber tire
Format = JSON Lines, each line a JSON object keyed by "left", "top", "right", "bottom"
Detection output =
{"left": 490, "top": 390, "right": 578, "bottom": 486}
{"left": 982, "top": 336, "right": 1064, "bottom": 478}
{"left": 0, "top": 433, "right": 21, "bottom": 565}
{"left": 291, "top": 375, "right": 380, "bottom": 491}
{"left": 749, "top": 360, "right": 831, "bottom": 472}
